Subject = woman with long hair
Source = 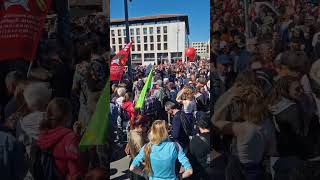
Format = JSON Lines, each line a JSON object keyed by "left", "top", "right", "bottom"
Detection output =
{"left": 213, "top": 85, "right": 276, "bottom": 180}
{"left": 267, "top": 76, "right": 307, "bottom": 180}
{"left": 130, "top": 120, "right": 193, "bottom": 180}
{"left": 37, "top": 98, "right": 84, "bottom": 180}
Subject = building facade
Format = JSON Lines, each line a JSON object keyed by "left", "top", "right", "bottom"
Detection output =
{"left": 110, "top": 14, "right": 189, "bottom": 65}
{"left": 191, "top": 41, "right": 209, "bottom": 59}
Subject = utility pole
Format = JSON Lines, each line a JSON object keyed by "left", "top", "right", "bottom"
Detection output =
{"left": 124, "top": 0, "right": 132, "bottom": 79}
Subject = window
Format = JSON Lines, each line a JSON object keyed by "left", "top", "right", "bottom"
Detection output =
{"left": 137, "top": 36, "right": 141, "bottom": 43}
{"left": 132, "top": 54, "right": 142, "bottom": 61}
{"left": 123, "top": 29, "right": 126, "bottom": 36}
{"left": 111, "top": 30, "right": 115, "bottom": 37}
{"left": 143, "top": 28, "right": 147, "bottom": 35}
{"left": 144, "top": 44, "right": 148, "bottom": 51}
{"left": 137, "top": 44, "right": 141, "bottom": 51}
{"left": 157, "top": 35, "right": 161, "bottom": 42}
{"left": 164, "top": 43, "right": 167, "bottom": 50}
{"left": 131, "top": 37, "right": 134, "bottom": 42}
{"left": 164, "top": 35, "right": 167, "bottom": 42}
{"left": 144, "top": 36, "right": 148, "bottom": 42}
{"left": 112, "top": 46, "right": 116, "bottom": 51}
{"left": 163, "top": 26, "right": 167, "bottom": 33}
{"left": 144, "top": 53, "right": 155, "bottom": 61}
{"left": 136, "top": 28, "right": 140, "bottom": 35}
{"left": 157, "top": 27, "right": 161, "bottom": 34}
{"left": 118, "top": 29, "right": 121, "bottom": 36}
{"left": 157, "top": 43, "right": 161, "bottom": 50}
{"left": 130, "top": 29, "right": 134, "bottom": 36}
{"left": 150, "top": 36, "right": 154, "bottom": 42}
{"left": 118, "top": 38, "right": 122, "bottom": 44}
{"left": 112, "top": 38, "right": 115, "bottom": 44}
{"left": 119, "top": 45, "right": 122, "bottom": 50}
{"left": 149, "top": 27, "right": 153, "bottom": 34}
{"left": 132, "top": 45, "right": 135, "bottom": 51}
{"left": 150, "top": 44, "right": 154, "bottom": 50}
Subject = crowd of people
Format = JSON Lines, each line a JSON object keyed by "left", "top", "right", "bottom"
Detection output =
{"left": 210, "top": 0, "right": 320, "bottom": 180}
{"left": 110, "top": 59, "right": 213, "bottom": 179}
{"left": 0, "top": 10, "right": 110, "bottom": 180}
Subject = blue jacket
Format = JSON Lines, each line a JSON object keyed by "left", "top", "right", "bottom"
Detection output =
{"left": 131, "top": 140, "right": 192, "bottom": 180}
{"left": 0, "top": 129, "right": 27, "bottom": 180}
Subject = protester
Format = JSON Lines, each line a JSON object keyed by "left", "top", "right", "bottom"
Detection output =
{"left": 37, "top": 98, "right": 84, "bottom": 180}
{"left": 129, "top": 120, "right": 193, "bottom": 180}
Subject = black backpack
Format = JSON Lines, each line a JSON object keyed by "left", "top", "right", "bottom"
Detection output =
{"left": 180, "top": 111, "right": 192, "bottom": 137}
{"left": 33, "top": 146, "right": 63, "bottom": 180}
{"left": 120, "top": 106, "right": 130, "bottom": 122}
{"left": 86, "top": 58, "right": 107, "bottom": 92}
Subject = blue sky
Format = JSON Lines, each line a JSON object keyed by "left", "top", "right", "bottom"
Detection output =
{"left": 110, "top": 0, "right": 210, "bottom": 42}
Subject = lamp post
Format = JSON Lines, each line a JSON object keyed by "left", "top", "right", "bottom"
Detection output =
{"left": 124, "top": 0, "right": 132, "bottom": 79}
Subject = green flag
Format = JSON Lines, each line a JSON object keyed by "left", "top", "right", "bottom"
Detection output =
{"left": 135, "top": 69, "right": 153, "bottom": 109}
{"left": 79, "top": 81, "right": 109, "bottom": 151}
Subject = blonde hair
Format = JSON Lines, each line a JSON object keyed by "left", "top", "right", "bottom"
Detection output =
{"left": 144, "top": 120, "right": 168, "bottom": 176}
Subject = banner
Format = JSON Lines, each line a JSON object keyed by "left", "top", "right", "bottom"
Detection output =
{"left": 0, "top": 0, "right": 51, "bottom": 61}
{"left": 110, "top": 42, "right": 132, "bottom": 81}
{"left": 79, "top": 82, "right": 109, "bottom": 150}
{"left": 135, "top": 69, "right": 153, "bottom": 109}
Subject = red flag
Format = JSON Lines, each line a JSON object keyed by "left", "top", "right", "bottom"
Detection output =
{"left": 110, "top": 42, "right": 132, "bottom": 81}
{"left": 0, "top": 0, "right": 52, "bottom": 62}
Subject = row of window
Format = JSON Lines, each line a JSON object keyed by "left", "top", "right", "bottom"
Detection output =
{"left": 112, "top": 42, "right": 168, "bottom": 52}
{"left": 131, "top": 52, "right": 182, "bottom": 61}
{"left": 111, "top": 34, "right": 168, "bottom": 45}
{"left": 111, "top": 26, "right": 168, "bottom": 37}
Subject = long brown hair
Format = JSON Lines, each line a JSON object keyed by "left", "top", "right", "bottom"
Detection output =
{"left": 40, "top": 98, "right": 72, "bottom": 130}
{"left": 267, "top": 76, "right": 298, "bottom": 105}
{"left": 232, "top": 85, "right": 267, "bottom": 124}
{"left": 144, "top": 120, "right": 168, "bottom": 176}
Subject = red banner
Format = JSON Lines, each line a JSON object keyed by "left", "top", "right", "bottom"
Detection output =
{"left": 110, "top": 42, "right": 132, "bottom": 81}
{"left": 0, "top": 0, "right": 51, "bottom": 62}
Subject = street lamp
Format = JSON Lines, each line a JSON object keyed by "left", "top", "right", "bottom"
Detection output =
{"left": 124, "top": 0, "right": 132, "bottom": 79}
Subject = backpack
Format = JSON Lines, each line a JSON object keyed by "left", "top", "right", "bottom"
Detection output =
{"left": 86, "top": 58, "right": 107, "bottom": 92}
{"left": 180, "top": 111, "right": 192, "bottom": 137}
{"left": 32, "top": 146, "right": 63, "bottom": 180}
{"left": 197, "top": 134, "right": 222, "bottom": 167}
{"left": 120, "top": 106, "right": 130, "bottom": 122}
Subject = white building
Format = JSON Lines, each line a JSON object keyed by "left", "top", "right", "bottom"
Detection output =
{"left": 192, "top": 41, "right": 209, "bottom": 59}
{"left": 110, "top": 14, "right": 190, "bottom": 65}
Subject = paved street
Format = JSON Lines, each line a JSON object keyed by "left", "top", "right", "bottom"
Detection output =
{"left": 111, "top": 155, "right": 131, "bottom": 180}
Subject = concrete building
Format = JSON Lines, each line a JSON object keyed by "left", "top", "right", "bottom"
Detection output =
{"left": 110, "top": 14, "right": 190, "bottom": 65}
{"left": 192, "top": 41, "right": 209, "bottom": 59}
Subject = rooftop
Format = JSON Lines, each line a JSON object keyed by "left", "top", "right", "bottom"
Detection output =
{"left": 111, "top": 14, "right": 189, "bottom": 34}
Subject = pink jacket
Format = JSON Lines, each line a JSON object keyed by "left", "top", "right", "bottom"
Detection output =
{"left": 37, "top": 127, "right": 84, "bottom": 180}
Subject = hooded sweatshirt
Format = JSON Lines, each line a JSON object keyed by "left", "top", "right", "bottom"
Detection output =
{"left": 122, "top": 101, "right": 135, "bottom": 126}
{"left": 37, "top": 127, "right": 83, "bottom": 179}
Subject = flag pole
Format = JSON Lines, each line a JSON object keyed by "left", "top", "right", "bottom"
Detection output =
{"left": 26, "top": 61, "right": 33, "bottom": 79}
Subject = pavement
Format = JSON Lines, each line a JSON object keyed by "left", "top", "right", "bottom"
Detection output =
{"left": 111, "top": 156, "right": 131, "bottom": 180}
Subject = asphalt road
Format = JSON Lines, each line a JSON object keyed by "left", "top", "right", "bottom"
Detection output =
{"left": 111, "top": 156, "right": 131, "bottom": 180}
